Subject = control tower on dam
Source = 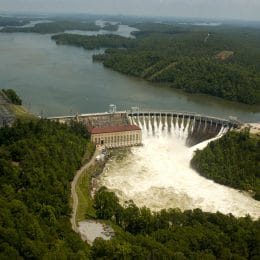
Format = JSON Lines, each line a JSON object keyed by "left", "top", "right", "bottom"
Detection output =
{"left": 48, "top": 106, "right": 241, "bottom": 148}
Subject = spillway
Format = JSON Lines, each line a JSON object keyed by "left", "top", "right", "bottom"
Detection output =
{"left": 96, "top": 114, "right": 260, "bottom": 219}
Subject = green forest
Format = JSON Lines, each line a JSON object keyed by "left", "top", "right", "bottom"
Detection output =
{"left": 0, "top": 119, "right": 95, "bottom": 258}
{"left": 2, "top": 89, "right": 22, "bottom": 105}
{"left": 52, "top": 34, "right": 134, "bottom": 50}
{"left": 191, "top": 130, "right": 260, "bottom": 200}
{"left": 51, "top": 22, "right": 260, "bottom": 104}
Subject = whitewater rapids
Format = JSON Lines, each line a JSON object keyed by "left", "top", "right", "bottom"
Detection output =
{"left": 96, "top": 120, "right": 260, "bottom": 219}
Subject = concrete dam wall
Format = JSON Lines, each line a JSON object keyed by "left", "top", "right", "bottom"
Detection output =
{"left": 49, "top": 110, "right": 240, "bottom": 147}
{"left": 128, "top": 112, "right": 239, "bottom": 146}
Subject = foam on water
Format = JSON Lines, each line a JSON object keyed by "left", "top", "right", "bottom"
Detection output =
{"left": 97, "top": 116, "right": 260, "bottom": 219}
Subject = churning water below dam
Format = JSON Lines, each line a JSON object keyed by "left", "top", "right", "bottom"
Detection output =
{"left": 96, "top": 116, "right": 260, "bottom": 219}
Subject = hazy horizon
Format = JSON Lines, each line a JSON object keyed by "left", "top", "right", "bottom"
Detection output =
{"left": 0, "top": 0, "right": 260, "bottom": 22}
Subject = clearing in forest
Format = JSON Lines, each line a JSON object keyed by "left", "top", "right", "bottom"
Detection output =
{"left": 215, "top": 50, "right": 234, "bottom": 60}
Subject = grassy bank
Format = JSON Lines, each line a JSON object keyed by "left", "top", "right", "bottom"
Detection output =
{"left": 76, "top": 165, "right": 97, "bottom": 221}
{"left": 75, "top": 147, "right": 131, "bottom": 222}
{"left": 76, "top": 150, "right": 107, "bottom": 222}
{"left": 81, "top": 142, "right": 96, "bottom": 165}
{"left": 9, "top": 104, "right": 36, "bottom": 121}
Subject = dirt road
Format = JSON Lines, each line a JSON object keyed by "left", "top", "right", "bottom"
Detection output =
{"left": 70, "top": 148, "right": 99, "bottom": 233}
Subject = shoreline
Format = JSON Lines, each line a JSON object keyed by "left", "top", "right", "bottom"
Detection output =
{"left": 241, "top": 122, "right": 260, "bottom": 135}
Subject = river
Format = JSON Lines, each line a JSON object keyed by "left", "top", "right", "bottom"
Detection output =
{"left": 0, "top": 22, "right": 259, "bottom": 121}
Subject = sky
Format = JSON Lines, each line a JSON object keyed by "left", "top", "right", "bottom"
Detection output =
{"left": 0, "top": 0, "right": 260, "bottom": 21}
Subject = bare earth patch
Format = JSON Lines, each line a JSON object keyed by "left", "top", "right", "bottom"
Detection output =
{"left": 215, "top": 51, "right": 234, "bottom": 60}
{"left": 241, "top": 123, "right": 260, "bottom": 135}
{"left": 78, "top": 220, "right": 114, "bottom": 245}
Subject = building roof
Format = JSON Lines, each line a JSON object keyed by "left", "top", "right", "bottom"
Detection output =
{"left": 91, "top": 125, "right": 141, "bottom": 134}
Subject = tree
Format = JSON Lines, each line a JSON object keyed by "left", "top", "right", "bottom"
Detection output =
{"left": 2, "top": 89, "right": 22, "bottom": 105}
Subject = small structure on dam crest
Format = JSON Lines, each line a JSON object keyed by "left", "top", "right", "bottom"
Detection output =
{"left": 49, "top": 105, "right": 142, "bottom": 148}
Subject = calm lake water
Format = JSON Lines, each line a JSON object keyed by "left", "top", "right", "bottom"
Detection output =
{"left": 0, "top": 26, "right": 259, "bottom": 121}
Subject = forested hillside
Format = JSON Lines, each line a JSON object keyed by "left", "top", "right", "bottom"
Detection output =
{"left": 52, "top": 33, "right": 134, "bottom": 50}
{"left": 0, "top": 119, "right": 94, "bottom": 258}
{"left": 191, "top": 130, "right": 260, "bottom": 200}
{"left": 52, "top": 23, "right": 260, "bottom": 104}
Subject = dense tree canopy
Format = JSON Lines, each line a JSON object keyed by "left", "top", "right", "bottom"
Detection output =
{"left": 2, "top": 89, "right": 22, "bottom": 105}
{"left": 191, "top": 130, "right": 260, "bottom": 200}
{"left": 0, "top": 119, "right": 94, "bottom": 258}
{"left": 52, "top": 33, "right": 135, "bottom": 50}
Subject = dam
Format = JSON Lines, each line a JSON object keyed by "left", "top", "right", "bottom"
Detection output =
{"left": 128, "top": 110, "right": 239, "bottom": 146}
{"left": 49, "top": 108, "right": 260, "bottom": 219}
{"left": 49, "top": 106, "right": 240, "bottom": 148}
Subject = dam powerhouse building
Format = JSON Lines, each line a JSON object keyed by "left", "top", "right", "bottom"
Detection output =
{"left": 90, "top": 125, "right": 142, "bottom": 148}
{"left": 50, "top": 105, "right": 142, "bottom": 148}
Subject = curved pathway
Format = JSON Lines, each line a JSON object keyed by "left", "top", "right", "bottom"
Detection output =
{"left": 70, "top": 147, "right": 99, "bottom": 233}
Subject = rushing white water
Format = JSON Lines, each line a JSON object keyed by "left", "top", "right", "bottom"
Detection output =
{"left": 97, "top": 116, "right": 260, "bottom": 219}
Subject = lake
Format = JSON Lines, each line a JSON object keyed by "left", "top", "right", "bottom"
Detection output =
{"left": 0, "top": 23, "right": 259, "bottom": 122}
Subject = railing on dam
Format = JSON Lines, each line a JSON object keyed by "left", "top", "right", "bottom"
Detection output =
{"left": 127, "top": 110, "right": 241, "bottom": 128}
{"left": 48, "top": 109, "right": 242, "bottom": 128}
